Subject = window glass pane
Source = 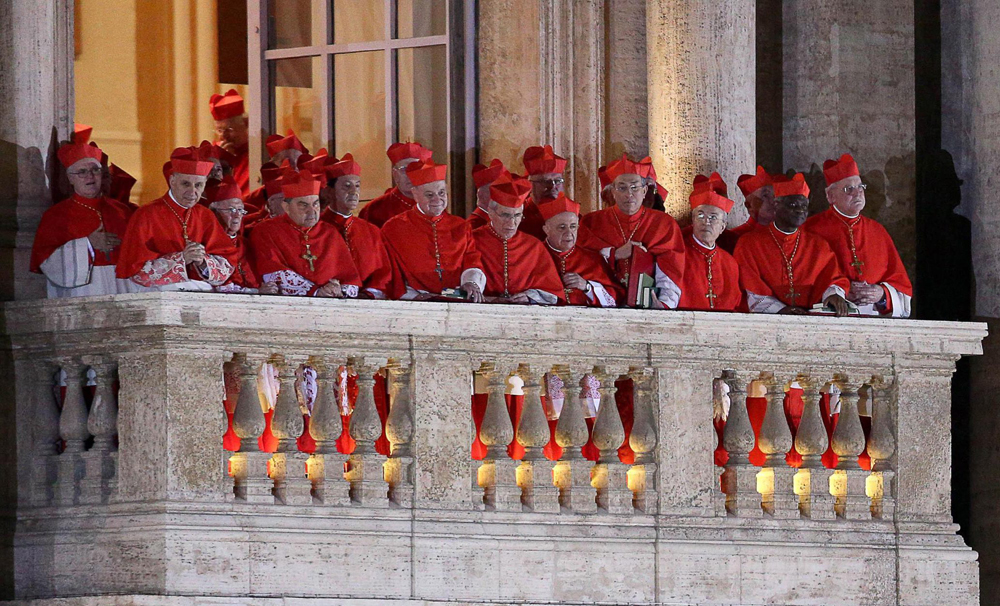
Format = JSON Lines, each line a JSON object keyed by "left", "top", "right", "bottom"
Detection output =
{"left": 333, "top": 51, "right": 389, "bottom": 202}
{"left": 395, "top": 0, "right": 446, "bottom": 38}
{"left": 333, "top": 1, "right": 385, "bottom": 44}
{"left": 268, "top": 0, "right": 325, "bottom": 49}
{"left": 271, "top": 56, "right": 325, "bottom": 154}
{"left": 396, "top": 46, "right": 448, "bottom": 166}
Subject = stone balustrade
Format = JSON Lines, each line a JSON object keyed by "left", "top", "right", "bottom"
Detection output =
{"left": 1, "top": 292, "right": 987, "bottom": 605}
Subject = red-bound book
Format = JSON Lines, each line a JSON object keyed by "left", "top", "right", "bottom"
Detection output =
{"left": 626, "top": 246, "right": 657, "bottom": 308}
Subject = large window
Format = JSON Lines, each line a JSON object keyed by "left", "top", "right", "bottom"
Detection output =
{"left": 248, "top": 0, "right": 473, "bottom": 207}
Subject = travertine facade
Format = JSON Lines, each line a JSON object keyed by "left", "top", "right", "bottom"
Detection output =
{"left": 0, "top": 293, "right": 987, "bottom": 605}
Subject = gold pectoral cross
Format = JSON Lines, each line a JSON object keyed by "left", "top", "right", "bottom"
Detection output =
{"left": 786, "top": 285, "right": 800, "bottom": 302}
{"left": 705, "top": 289, "right": 717, "bottom": 307}
{"left": 301, "top": 244, "right": 318, "bottom": 272}
{"left": 851, "top": 256, "right": 865, "bottom": 274}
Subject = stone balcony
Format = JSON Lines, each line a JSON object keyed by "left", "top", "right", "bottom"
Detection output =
{"left": 0, "top": 292, "right": 988, "bottom": 606}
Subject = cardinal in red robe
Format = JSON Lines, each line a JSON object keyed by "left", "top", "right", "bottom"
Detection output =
{"left": 205, "top": 177, "right": 277, "bottom": 295}
{"left": 245, "top": 162, "right": 284, "bottom": 213}
{"left": 319, "top": 154, "right": 393, "bottom": 298}
{"left": 733, "top": 174, "right": 851, "bottom": 315}
{"left": 381, "top": 160, "right": 486, "bottom": 301}
{"left": 117, "top": 151, "right": 237, "bottom": 290}
{"left": 471, "top": 170, "right": 565, "bottom": 304}
{"left": 520, "top": 145, "right": 567, "bottom": 240}
{"left": 249, "top": 171, "right": 362, "bottom": 297}
{"left": 266, "top": 130, "right": 309, "bottom": 169}
{"left": 210, "top": 89, "right": 250, "bottom": 196}
{"left": 359, "top": 142, "right": 434, "bottom": 228}
{"left": 579, "top": 154, "right": 686, "bottom": 308}
{"left": 678, "top": 189, "right": 743, "bottom": 312}
{"left": 468, "top": 159, "right": 505, "bottom": 231}
{"left": 717, "top": 166, "right": 775, "bottom": 253}
{"left": 803, "top": 153, "right": 913, "bottom": 317}
{"left": 539, "top": 194, "right": 619, "bottom": 306}
{"left": 31, "top": 131, "right": 137, "bottom": 297}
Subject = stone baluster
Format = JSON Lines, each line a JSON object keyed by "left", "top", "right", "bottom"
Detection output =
{"left": 866, "top": 376, "right": 896, "bottom": 519}
{"left": 628, "top": 367, "right": 658, "bottom": 514}
{"left": 55, "top": 359, "right": 89, "bottom": 506}
{"left": 31, "top": 361, "right": 61, "bottom": 506}
{"left": 476, "top": 363, "right": 519, "bottom": 511}
{"left": 756, "top": 373, "right": 797, "bottom": 518}
{"left": 830, "top": 377, "right": 871, "bottom": 520}
{"left": 554, "top": 369, "right": 597, "bottom": 513}
{"left": 591, "top": 366, "right": 631, "bottom": 514}
{"left": 80, "top": 358, "right": 119, "bottom": 504}
{"left": 230, "top": 355, "right": 272, "bottom": 503}
{"left": 307, "top": 355, "right": 348, "bottom": 506}
{"left": 793, "top": 374, "right": 834, "bottom": 520}
{"left": 516, "top": 365, "right": 559, "bottom": 513}
{"left": 384, "top": 359, "right": 415, "bottom": 508}
{"left": 345, "top": 356, "right": 389, "bottom": 507}
{"left": 719, "top": 370, "right": 761, "bottom": 517}
{"left": 269, "top": 355, "right": 311, "bottom": 505}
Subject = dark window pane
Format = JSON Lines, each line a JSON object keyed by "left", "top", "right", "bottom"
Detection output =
{"left": 271, "top": 56, "right": 325, "bottom": 154}
{"left": 268, "top": 0, "right": 323, "bottom": 50}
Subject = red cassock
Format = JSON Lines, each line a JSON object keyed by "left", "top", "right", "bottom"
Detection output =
{"left": 545, "top": 244, "right": 621, "bottom": 306}
{"left": 733, "top": 223, "right": 849, "bottom": 310}
{"left": 471, "top": 227, "right": 565, "bottom": 302}
{"left": 321, "top": 210, "right": 393, "bottom": 296}
{"left": 116, "top": 194, "right": 238, "bottom": 282}
{"left": 803, "top": 208, "right": 913, "bottom": 315}
{"left": 243, "top": 186, "right": 266, "bottom": 212}
{"left": 467, "top": 207, "right": 489, "bottom": 231}
{"left": 381, "top": 208, "right": 483, "bottom": 297}
{"left": 359, "top": 187, "right": 416, "bottom": 228}
{"left": 249, "top": 214, "right": 362, "bottom": 296}
{"left": 517, "top": 199, "right": 547, "bottom": 240}
{"left": 232, "top": 148, "right": 250, "bottom": 197}
{"left": 30, "top": 194, "right": 134, "bottom": 272}
{"left": 220, "top": 234, "right": 260, "bottom": 290}
{"left": 717, "top": 216, "right": 759, "bottom": 254}
{"left": 579, "top": 205, "right": 686, "bottom": 292}
{"left": 677, "top": 233, "right": 743, "bottom": 312}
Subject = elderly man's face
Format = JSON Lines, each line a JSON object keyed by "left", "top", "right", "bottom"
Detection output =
{"left": 529, "top": 172, "right": 565, "bottom": 203}
{"left": 827, "top": 175, "right": 866, "bottom": 218}
{"left": 208, "top": 159, "right": 224, "bottom": 182}
{"left": 773, "top": 195, "right": 810, "bottom": 232}
{"left": 214, "top": 116, "right": 249, "bottom": 152}
{"left": 748, "top": 185, "right": 776, "bottom": 225}
{"left": 283, "top": 195, "right": 321, "bottom": 228}
{"left": 169, "top": 173, "right": 208, "bottom": 208}
{"left": 391, "top": 159, "right": 419, "bottom": 196}
{"left": 414, "top": 180, "right": 448, "bottom": 217}
{"left": 333, "top": 175, "right": 362, "bottom": 214}
{"left": 476, "top": 184, "right": 491, "bottom": 211}
{"left": 542, "top": 211, "right": 579, "bottom": 252}
{"left": 691, "top": 204, "right": 727, "bottom": 247}
{"left": 66, "top": 158, "right": 103, "bottom": 199}
{"left": 611, "top": 174, "right": 647, "bottom": 216}
{"left": 211, "top": 198, "right": 246, "bottom": 236}
{"left": 271, "top": 148, "right": 303, "bottom": 168}
{"left": 267, "top": 193, "right": 286, "bottom": 218}
{"left": 488, "top": 202, "right": 523, "bottom": 240}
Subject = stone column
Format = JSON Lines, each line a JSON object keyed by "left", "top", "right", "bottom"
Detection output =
{"left": 0, "top": 0, "right": 74, "bottom": 300}
{"left": 646, "top": 0, "right": 755, "bottom": 221}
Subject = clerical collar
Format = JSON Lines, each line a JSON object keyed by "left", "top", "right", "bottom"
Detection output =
{"left": 333, "top": 210, "right": 353, "bottom": 219}
{"left": 545, "top": 241, "right": 573, "bottom": 255}
{"left": 167, "top": 190, "right": 194, "bottom": 210}
{"left": 415, "top": 204, "right": 444, "bottom": 221}
{"left": 693, "top": 235, "right": 716, "bottom": 250}
{"left": 773, "top": 224, "right": 798, "bottom": 236}
{"left": 832, "top": 205, "right": 861, "bottom": 220}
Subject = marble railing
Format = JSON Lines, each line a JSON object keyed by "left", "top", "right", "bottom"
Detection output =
{"left": 1, "top": 292, "right": 987, "bottom": 605}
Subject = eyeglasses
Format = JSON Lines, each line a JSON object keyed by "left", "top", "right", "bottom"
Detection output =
{"left": 530, "top": 177, "right": 564, "bottom": 186}
{"left": 68, "top": 167, "right": 102, "bottom": 177}
{"left": 843, "top": 183, "right": 868, "bottom": 195}
{"left": 694, "top": 211, "right": 723, "bottom": 223}
{"left": 214, "top": 208, "right": 248, "bottom": 216}
{"left": 614, "top": 183, "right": 646, "bottom": 195}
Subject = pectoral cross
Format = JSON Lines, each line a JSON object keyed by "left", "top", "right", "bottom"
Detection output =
{"left": 786, "top": 285, "right": 801, "bottom": 302}
{"left": 705, "top": 289, "right": 717, "bottom": 308}
{"left": 434, "top": 264, "right": 444, "bottom": 280}
{"left": 301, "top": 244, "right": 318, "bottom": 272}
{"left": 851, "top": 256, "right": 865, "bottom": 273}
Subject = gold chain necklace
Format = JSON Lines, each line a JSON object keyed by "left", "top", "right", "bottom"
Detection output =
{"left": 164, "top": 198, "right": 191, "bottom": 241}
{"left": 835, "top": 213, "right": 865, "bottom": 278}
{"left": 693, "top": 244, "right": 718, "bottom": 309}
{"left": 489, "top": 226, "right": 510, "bottom": 297}
{"left": 768, "top": 227, "right": 802, "bottom": 303}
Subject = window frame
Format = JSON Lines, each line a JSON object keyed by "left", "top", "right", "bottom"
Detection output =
{"left": 247, "top": 0, "right": 475, "bottom": 212}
